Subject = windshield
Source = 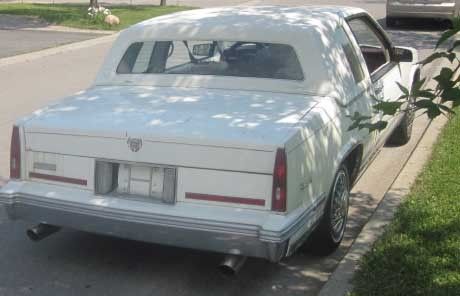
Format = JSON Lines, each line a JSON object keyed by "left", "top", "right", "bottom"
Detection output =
{"left": 116, "top": 40, "right": 304, "bottom": 81}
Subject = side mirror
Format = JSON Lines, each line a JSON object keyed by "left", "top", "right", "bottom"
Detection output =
{"left": 393, "top": 46, "right": 414, "bottom": 63}
{"left": 192, "top": 43, "right": 213, "bottom": 57}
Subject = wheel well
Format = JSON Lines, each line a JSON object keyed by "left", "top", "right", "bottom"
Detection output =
{"left": 344, "top": 145, "right": 363, "bottom": 186}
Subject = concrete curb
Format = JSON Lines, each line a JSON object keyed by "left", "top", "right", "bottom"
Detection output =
{"left": 318, "top": 107, "right": 450, "bottom": 296}
{"left": 0, "top": 33, "right": 117, "bottom": 68}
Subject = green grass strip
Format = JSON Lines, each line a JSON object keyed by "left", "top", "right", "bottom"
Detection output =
{"left": 352, "top": 110, "right": 460, "bottom": 296}
{"left": 0, "top": 3, "right": 192, "bottom": 30}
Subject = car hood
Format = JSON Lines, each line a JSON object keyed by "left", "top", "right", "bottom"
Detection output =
{"left": 22, "top": 86, "right": 319, "bottom": 148}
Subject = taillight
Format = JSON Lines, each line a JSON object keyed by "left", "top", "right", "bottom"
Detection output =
{"left": 10, "top": 125, "right": 21, "bottom": 179}
{"left": 272, "top": 148, "right": 287, "bottom": 212}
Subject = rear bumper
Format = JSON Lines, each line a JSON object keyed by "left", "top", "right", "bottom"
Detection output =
{"left": 387, "top": 2, "right": 456, "bottom": 19}
{"left": 0, "top": 181, "right": 325, "bottom": 262}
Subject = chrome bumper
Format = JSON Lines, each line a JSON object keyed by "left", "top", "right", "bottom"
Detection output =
{"left": 0, "top": 181, "right": 325, "bottom": 262}
{"left": 387, "top": 2, "right": 456, "bottom": 19}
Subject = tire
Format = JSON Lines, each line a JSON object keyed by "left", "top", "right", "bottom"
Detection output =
{"left": 308, "top": 165, "right": 350, "bottom": 255}
{"left": 386, "top": 17, "right": 397, "bottom": 28}
{"left": 386, "top": 110, "right": 414, "bottom": 146}
{"left": 387, "top": 72, "right": 418, "bottom": 146}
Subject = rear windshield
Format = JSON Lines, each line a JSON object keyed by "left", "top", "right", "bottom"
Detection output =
{"left": 116, "top": 40, "right": 304, "bottom": 81}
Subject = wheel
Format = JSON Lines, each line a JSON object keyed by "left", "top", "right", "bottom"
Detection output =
{"left": 386, "top": 110, "right": 414, "bottom": 146}
{"left": 386, "top": 17, "right": 397, "bottom": 28}
{"left": 309, "top": 165, "right": 350, "bottom": 255}
{"left": 387, "top": 72, "right": 418, "bottom": 146}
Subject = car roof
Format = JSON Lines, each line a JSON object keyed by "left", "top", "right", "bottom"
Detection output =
{"left": 126, "top": 5, "right": 365, "bottom": 41}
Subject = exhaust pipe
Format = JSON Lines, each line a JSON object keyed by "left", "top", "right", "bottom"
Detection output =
{"left": 26, "top": 224, "right": 60, "bottom": 242}
{"left": 219, "top": 255, "right": 247, "bottom": 276}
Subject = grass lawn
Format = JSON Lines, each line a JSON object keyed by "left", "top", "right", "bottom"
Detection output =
{"left": 0, "top": 3, "right": 193, "bottom": 30}
{"left": 352, "top": 109, "right": 460, "bottom": 296}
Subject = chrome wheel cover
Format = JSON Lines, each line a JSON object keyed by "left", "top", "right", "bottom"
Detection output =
{"left": 330, "top": 170, "right": 349, "bottom": 243}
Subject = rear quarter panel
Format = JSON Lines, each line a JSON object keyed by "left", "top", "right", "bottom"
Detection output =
{"left": 285, "top": 95, "right": 373, "bottom": 214}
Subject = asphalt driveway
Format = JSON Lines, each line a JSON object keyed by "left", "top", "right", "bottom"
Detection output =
{"left": 0, "top": 29, "right": 104, "bottom": 58}
{"left": 0, "top": 14, "right": 104, "bottom": 58}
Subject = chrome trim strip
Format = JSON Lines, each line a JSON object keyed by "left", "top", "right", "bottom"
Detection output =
{"left": 0, "top": 192, "right": 259, "bottom": 237}
{"left": 0, "top": 190, "right": 327, "bottom": 243}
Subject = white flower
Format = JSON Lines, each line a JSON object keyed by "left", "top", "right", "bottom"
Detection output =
{"left": 87, "top": 7, "right": 91, "bottom": 11}
{"left": 98, "top": 6, "right": 105, "bottom": 12}
{"left": 103, "top": 9, "right": 111, "bottom": 15}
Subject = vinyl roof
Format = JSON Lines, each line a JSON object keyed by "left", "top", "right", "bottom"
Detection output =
{"left": 95, "top": 5, "right": 369, "bottom": 97}
{"left": 126, "top": 6, "right": 365, "bottom": 41}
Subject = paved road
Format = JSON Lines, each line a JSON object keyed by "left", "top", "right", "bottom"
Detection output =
{"left": 0, "top": 29, "right": 104, "bottom": 58}
{"left": 0, "top": 15, "right": 105, "bottom": 58}
{"left": 0, "top": 1, "right": 448, "bottom": 295}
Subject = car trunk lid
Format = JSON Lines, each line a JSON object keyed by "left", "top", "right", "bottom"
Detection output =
{"left": 23, "top": 86, "right": 318, "bottom": 153}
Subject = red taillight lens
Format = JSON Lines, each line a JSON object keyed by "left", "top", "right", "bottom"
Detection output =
{"left": 10, "top": 126, "right": 21, "bottom": 179}
{"left": 272, "top": 148, "right": 287, "bottom": 212}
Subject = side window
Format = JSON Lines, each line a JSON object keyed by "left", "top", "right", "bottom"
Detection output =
{"left": 337, "top": 27, "right": 365, "bottom": 83}
{"left": 347, "top": 18, "right": 390, "bottom": 75}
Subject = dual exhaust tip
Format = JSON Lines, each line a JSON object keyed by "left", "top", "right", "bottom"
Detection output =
{"left": 27, "top": 224, "right": 247, "bottom": 275}
{"left": 218, "top": 254, "right": 247, "bottom": 276}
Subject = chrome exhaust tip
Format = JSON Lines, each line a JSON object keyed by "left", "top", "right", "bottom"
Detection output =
{"left": 219, "top": 255, "right": 247, "bottom": 276}
{"left": 26, "top": 224, "right": 60, "bottom": 242}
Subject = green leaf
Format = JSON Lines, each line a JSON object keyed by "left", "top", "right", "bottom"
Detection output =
{"left": 436, "top": 29, "right": 459, "bottom": 49}
{"left": 413, "top": 90, "right": 437, "bottom": 100}
{"left": 411, "top": 78, "right": 426, "bottom": 92}
{"left": 397, "top": 94, "right": 409, "bottom": 101}
{"left": 447, "top": 40, "right": 460, "bottom": 52}
{"left": 373, "top": 101, "right": 404, "bottom": 116}
{"left": 418, "top": 52, "right": 456, "bottom": 65}
{"left": 397, "top": 82, "right": 409, "bottom": 96}
{"left": 414, "top": 99, "right": 437, "bottom": 109}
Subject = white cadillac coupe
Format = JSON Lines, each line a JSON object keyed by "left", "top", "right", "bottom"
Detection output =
{"left": 0, "top": 6, "right": 420, "bottom": 271}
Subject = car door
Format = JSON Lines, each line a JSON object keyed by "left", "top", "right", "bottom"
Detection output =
{"left": 335, "top": 25, "right": 377, "bottom": 167}
{"left": 346, "top": 15, "right": 404, "bottom": 149}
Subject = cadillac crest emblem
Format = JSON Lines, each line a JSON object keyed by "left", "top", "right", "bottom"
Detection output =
{"left": 127, "top": 137, "right": 142, "bottom": 152}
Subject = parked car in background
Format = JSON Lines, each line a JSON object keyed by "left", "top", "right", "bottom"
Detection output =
{"left": 387, "top": 0, "right": 460, "bottom": 27}
{"left": 0, "top": 6, "right": 420, "bottom": 271}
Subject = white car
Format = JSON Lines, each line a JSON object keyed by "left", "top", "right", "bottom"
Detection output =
{"left": 0, "top": 6, "right": 419, "bottom": 268}
{"left": 387, "top": 0, "right": 460, "bottom": 26}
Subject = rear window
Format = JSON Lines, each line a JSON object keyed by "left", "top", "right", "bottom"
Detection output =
{"left": 117, "top": 40, "right": 304, "bottom": 81}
